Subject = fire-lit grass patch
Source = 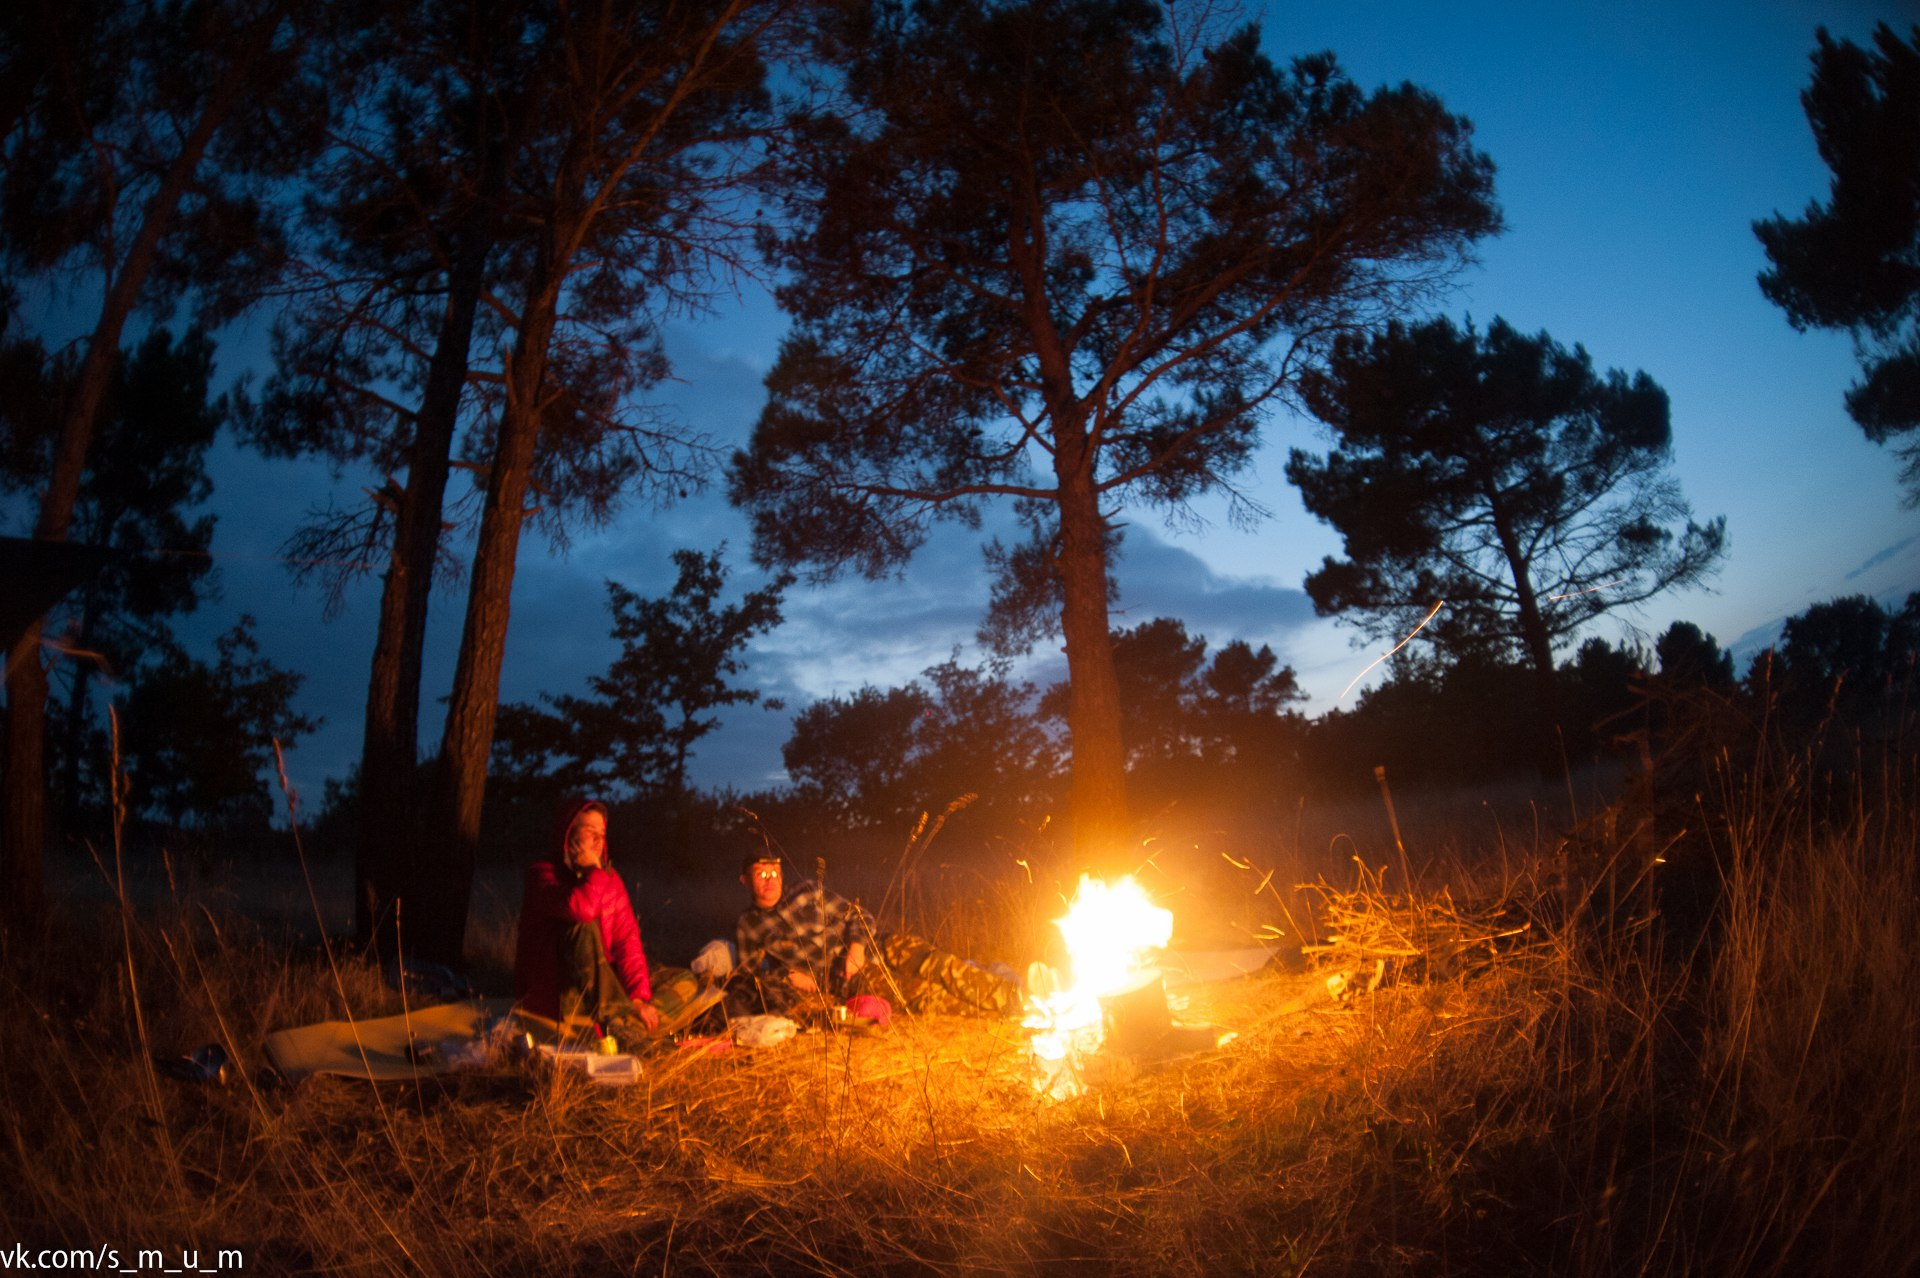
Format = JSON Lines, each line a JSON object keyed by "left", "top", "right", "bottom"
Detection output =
{"left": 4, "top": 750, "right": 1918, "bottom": 1275}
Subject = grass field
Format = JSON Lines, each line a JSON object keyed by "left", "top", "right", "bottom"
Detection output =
{"left": 2, "top": 743, "right": 1915, "bottom": 1276}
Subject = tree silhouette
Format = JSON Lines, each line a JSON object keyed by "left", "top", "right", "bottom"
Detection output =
{"left": 1557, "top": 635, "right": 1647, "bottom": 762}
{"left": 242, "top": 0, "right": 546, "bottom": 950}
{"left": 497, "top": 549, "right": 787, "bottom": 813}
{"left": 1195, "top": 636, "right": 1307, "bottom": 774}
{"left": 1654, "top": 620, "right": 1735, "bottom": 689}
{"left": 910, "top": 656, "right": 1056, "bottom": 829}
{"left": 1105, "top": 618, "right": 1210, "bottom": 773}
{"left": 731, "top": 0, "right": 1499, "bottom": 860}
{"left": 1756, "top": 23, "right": 1920, "bottom": 502}
{"left": 1767, "top": 593, "right": 1920, "bottom": 729}
{"left": 782, "top": 684, "right": 932, "bottom": 833}
{"left": 117, "top": 616, "right": 318, "bottom": 833}
{"left": 781, "top": 657, "right": 1054, "bottom": 838}
{"left": 0, "top": 329, "right": 226, "bottom": 822}
{"left": 408, "top": 0, "right": 781, "bottom": 963}
{"left": 1307, "top": 650, "right": 1542, "bottom": 789}
{"left": 1041, "top": 617, "right": 1304, "bottom": 809}
{"left": 1288, "top": 316, "right": 1725, "bottom": 771}
{"left": 1722, "top": 593, "right": 1918, "bottom": 773}
{"left": 2, "top": 0, "right": 338, "bottom": 918}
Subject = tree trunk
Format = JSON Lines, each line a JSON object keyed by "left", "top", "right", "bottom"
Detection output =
{"left": 1491, "top": 507, "right": 1566, "bottom": 782}
{"left": 58, "top": 596, "right": 97, "bottom": 831}
{"left": 2, "top": 637, "right": 50, "bottom": 925}
{"left": 1518, "top": 612, "right": 1566, "bottom": 782}
{"left": 5, "top": 342, "right": 131, "bottom": 924}
{"left": 414, "top": 252, "right": 564, "bottom": 966}
{"left": 1054, "top": 467, "right": 1131, "bottom": 868}
{"left": 355, "top": 221, "right": 492, "bottom": 953}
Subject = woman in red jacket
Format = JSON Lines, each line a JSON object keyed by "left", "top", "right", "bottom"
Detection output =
{"left": 514, "top": 798, "right": 661, "bottom": 1046}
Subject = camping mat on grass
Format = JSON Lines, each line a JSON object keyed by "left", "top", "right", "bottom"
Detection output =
{"left": 264, "top": 968, "right": 725, "bottom": 1083}
{"left": 264, "top": 998, "right": 516, "bottom": 1083}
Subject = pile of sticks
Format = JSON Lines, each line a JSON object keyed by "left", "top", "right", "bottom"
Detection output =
{"left": 1302, "top": 861, "right": 1540, "bottom": 983}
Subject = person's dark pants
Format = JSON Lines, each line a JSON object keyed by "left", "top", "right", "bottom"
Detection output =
{"left": 722, "top": 934, "right": 1020, "bottom": 1019}
{"left": 721, "top": 966, "right": 812, "bottom": 1018}
{"left": 556, "top": 921, "right": 638, "bottom": 1031}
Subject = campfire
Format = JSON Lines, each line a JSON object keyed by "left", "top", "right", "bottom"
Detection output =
{"left": 1024, "top": 875, "right": 1225, "bottom": 1098}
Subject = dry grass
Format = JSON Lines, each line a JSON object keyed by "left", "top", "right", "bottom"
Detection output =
{"left": 3, "top": 745, "right": 1917, "bottom": 1275}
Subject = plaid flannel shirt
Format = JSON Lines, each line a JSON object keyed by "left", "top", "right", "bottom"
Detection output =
{"left": 734, "top": 879, "right": 872, "bottom": 989}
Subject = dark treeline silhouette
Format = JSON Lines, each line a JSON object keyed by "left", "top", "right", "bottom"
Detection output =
{"left": 2, "top": 0, "right": 344, "bottom": 920}
{"left": 341, "top": 587, "right": 1914, "bottom": 904}
{"left": 4, "top": 0, "right": 1501, "bottom": 951}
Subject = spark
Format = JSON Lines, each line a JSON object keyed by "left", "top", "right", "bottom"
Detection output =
{"left": 1338, "top": 600, "right": 1445, "bottom": 701}
{"left": 1547, "top": 578, "right": 1625, "bottom": 601}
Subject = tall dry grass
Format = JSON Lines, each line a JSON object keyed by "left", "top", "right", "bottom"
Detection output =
{"left": 1689, "top": 743, "right": 1920, "bottom": 1274}
{"left": 1, "top": 733, "right": 1915, "bottom": 1275}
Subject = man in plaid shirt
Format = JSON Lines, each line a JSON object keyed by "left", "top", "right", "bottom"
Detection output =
{"left": 734, "top": 855, "right": 873, "bottom": 1003}
{"left": 731, "top": 853, "right": 1021, "bottom": 1018}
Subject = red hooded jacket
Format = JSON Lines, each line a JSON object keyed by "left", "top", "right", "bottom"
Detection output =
{"left": 513, "top": 798, "right": 653, "bottom": 1018}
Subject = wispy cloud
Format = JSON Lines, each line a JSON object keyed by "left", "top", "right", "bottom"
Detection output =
{"left": 1845, "top": 536, "right": 1916, "bottom": 582}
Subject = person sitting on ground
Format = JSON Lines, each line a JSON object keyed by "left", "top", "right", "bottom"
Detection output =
{"left": 730, "top": 852, "right": 1022, "bottom": 1019}
{"left": 514, "top": 798, "right": 660, "bottom": 1048}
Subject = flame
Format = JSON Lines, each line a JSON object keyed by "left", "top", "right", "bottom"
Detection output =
{"left": 1025, "top": 875, "right": 1172, "bottom": 1097}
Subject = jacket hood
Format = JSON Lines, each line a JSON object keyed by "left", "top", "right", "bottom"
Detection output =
{"left": 551, "top": 797, "right": 610, "bottom": 867}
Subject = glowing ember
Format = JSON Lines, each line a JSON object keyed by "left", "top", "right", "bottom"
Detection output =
{"left": 1024, "top": 875, "right": 1173, "bottom": 1098}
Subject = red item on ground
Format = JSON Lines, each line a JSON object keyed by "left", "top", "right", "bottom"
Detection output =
{"left": 845, "top": 994, "right": 891, "bottom": 1027}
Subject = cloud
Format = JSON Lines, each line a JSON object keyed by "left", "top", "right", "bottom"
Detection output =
{"left": 1110, "top": 529, "right": 1320, "bottom": 643}
{"left": 656, "top": 326, "right": 772, "bottom": 456}
{"left": 167, "top": 293, "right": 1345, "bottom": 799}
{"left": 173, "top": 421, "right": 1381, "bottom": 803}
{"left": 1845, "top": 535, "right": 1917, "bottom": 582}
{"left": 1728, "top": 616, "right": 1786, "bottom": 672}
